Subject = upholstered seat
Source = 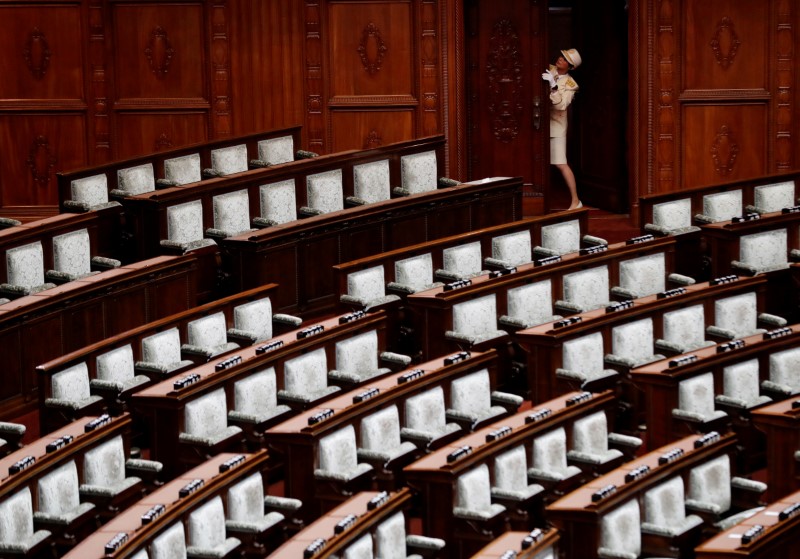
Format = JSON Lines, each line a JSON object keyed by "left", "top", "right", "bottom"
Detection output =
{"left": 162, "top": 153, "right": 202, "bottom": 186}
{"left": 446, "top": 369, "right": 521, "bottom": 430}
{"left": 612, "top": 252, "right": 694, "bottom": 300}
{"left": 46, "top": 228, "right": 120, "bottom": 283}
{"left": 748, "top": 180, "right": 796, "bottom": 214}
{"left": 45, "top": 362, "right": 104, "bottom": 414}
{"left": 226, "top": 472, "right": 300, "bottom": 541}
{"left": 491, "top": 446, "right": 544, "bottom": 506}
{"left": 314, "top": 426, "right": 374, "bottom": 491}
{"left": 254, "top": 179, "right": 298, "bottom": 227}
{"left": 436, "top": 241, "right": 488, "bottom": 282}
{"left": 373, "top": 511, "right": 446, "bottom": 559}
{"left": 341, "top": 265, "right": 401, "bottom": 310}
{"left": 499, "top": 280, "right": 562, "bottom": 330}
{"left": 716, "top": 359, "right": 772, "bottom": 410}
{"left": 34, "top": 461, "right": 96, "bottom": 533}
{"left": 401, "top": 386, "right": 462, "bottom": 449}
{"left": 357, "top": 405, "right": 417, "bottom": 473}
{"left": 254, "top": 136, "right": 295, "bottom": 166}
{"left": 350, "top": 159, "right": 391, "bottom": 205}
{"left": 136, "top": 328, "right": 194, "bottom": 376}
{"left": 161, "top": 201, "right": 217, "bottom": 252}
{"left": 672, "top": 373, "right": 729, "bottom": 430}
{"left": 732, "top": 228, "right": 790, "bottom": 275}
{"left": 605, "top": 318, "right": 665, "bottom": 370}
{"left": 207, "top": 144, "right": 248, "bottom": 176}
{"left": 641, "top": 476, "right": 704, "bottom": 555}
{"left": 761, "top": 346, "right": 800, "bottom": 398}
{"left": 453, "top": 464, "right": 506, "bottom": 522}
{"left": 527, "top": 427, "right": 582, "bottom": 488}
{"left": 279, "top": 348, "right": 340, "bottom": 405}
{"left": 537, "top": 220, "right": 581, "bottom": 256}
{"left": 556, "top": 332, "right": 619, "bottom": 392}
{"left": 707, "top": 292, "right": 786, "bottom": 340}
{"left": 149, "top": 522, "right": 187, "bottom": 559}
{"left": 445, "top": 294, "right": 508, "bottom": 347}
{"left": 695, "top": 190, "right": 743, "bottom": 223}
{"left": 1, "top": 241, "right": 55, "bottom": 298}
{"left": 0, "top": 422, "right": 26, "bottom": 457}
{"left": 484, "top": 231, "right": 532, "bottom": 269}
{"left": 387, "top": 253, "right": 443, "bottom": 294}
{"left": 555, "top": 265, "right": 611, "bottom": 314}
{"left": 328, "top": 330, "right": 408, "bottom": 386}
{"left": 65, "top": 173, "right": 120, "bottom": 212}
{"left": 340, "top": 533, "right": 373, "bottom": 559}
{"left": 226, "top": 297, "right": 301, "bottom": 346}
{"left": 79, "top": 435, "right": 148, "bottom": 514}
{"left": 206, "top": 189, "right": 256, "bottom": 239}
{"left": 645, "top": 198, "right": 701, "bottom": 236}
{"left": 179, "top": 388, "right": 242, "bottom": 451}
{"left": 568, "top": 412, "right": 640, "bottom": 473}
{"left": 396, "top": 150, "right": 438, "bottom": 196}
{"left": 597, "top": 499, "right": 641, "bottom": 559}
{"left": 112, "top": 163, "right": 156, "bottom": 197}
{"left": 0, "top": 488, "right": 51, "bottom": 556}
{"left": 181, "top": 312, "right": 240, "bottom": 361}
{"left": 186, "top": 496, "right": 241, "bottom": 558}
{"left": 300, "top": 169, "right": 344, "bottom": 216}
{"left": 228, "top": 367, "right": 291, "bottom": 431}
{"left": 656, "top": 305, "right": 715, "bottom": 355}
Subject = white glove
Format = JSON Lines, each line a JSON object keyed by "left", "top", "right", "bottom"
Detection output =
{"left": 541, "top": 71, "right": 556, "bottom": 89}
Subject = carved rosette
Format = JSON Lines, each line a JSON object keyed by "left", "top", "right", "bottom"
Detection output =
{"left": 357, "top": 22, "right": 388, "bottom": 75}
{"left": 710, "top": 16, "right": 741, "bottom": 70}
{"left": 364, "top": 130, "right": 383, "bottom": 149}
{"left": 154, "top": 133, "right": 173, "bottom": 152}
{"left": 26, "top": 136, "right": 57, "bottom": 189}
{"left": 23, "top": 28, "right": 51, "bottom": 79}
{"left": 486, "top": 19, "right": 523, "bottom": 143}
{"left": 711, "top": 125, "right": 739, "bottom": 176}
{"left": 144, "top": 26, "right": 175, "bottom": 79}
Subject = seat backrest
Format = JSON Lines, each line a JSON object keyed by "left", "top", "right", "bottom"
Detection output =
{"left": 456, "top": 464, "right": 493, "bottom": 513}
{"left": 307, "top": 169, "right": 344, "bottom": 214}
{"left": 52, "top": 229, "right": 91, "bottom": 277}
{"left": 117, "top": 163, "right": 155, "bottom": 195}
{"left": 644, "top": 476, "right": 689, "bottom": 526}
{"left": 450, "top": 369, "right": 492, "bottom": 415}
{"left": 83, "top": 435, "right": 126, "bottom": 488}
{"left": 491, "top": 231, "right": 532, "bottom": 267}
{"left": 571, "top": 412, "right": 610, "bottom": 456}
{"left": 210, "top": 144, "right": 248, "bottom": 175}
{"left": 562, "top": 266, "right": 610, "bottom": 311}
{"left": 6, "top": 241, "right": 46, "bottom": 288}
{"left": 662, "top": 304, "right": 706, "bottom": 347}
{"left": 754, "top": 180, "right": 795, "bottom": 213}
{"left": 442, "top": 241, "right": 484, "bottom": 279}
{"left": 317, "top": 425, "right": 359, "bottom": 475}
{"left": 233, "top": 367, "right": 279, "bottom": 416}
{"left": 37, "top": 460, "right": 81, "bottom": 515}
{"left": 187, "top": 496, "right": 227, "bottom": 550}
{"left": 541, "top": 220, "right": 580, "bottom": 255}
{"left": 769, "top": 346, "right": 800, "bottom": 390}
{"left": 283, "top": 347, "right": 328, "bottom": 395}
{"left": 71, "top": 174, "right": 108, "bottom": 207}
{"left": 187, "top": 312, "right": 228, "bottom": 348}
{"left": 618, "top": 253, "right": 666, "bottom": 297}
{"left": 400, "top": 150, "right": 437, "bottom": 194}
{"left": 233, "top": 297, "right": 273, "bottom": 342}
{"left": 652, "top": 198, "right": 691, "bottom": 231}
{"left": 506, "top": 280, "right": 555, "bottom": 327}
{"left": 353, "top": 159, "right": 391, "bottom": 204}
{"left": 347, "top": 266, "right": 387, "bottom": 303}
{"left": 404, "top": 386, "right": 447, "bottom": 435}
{"left": 183, "top": 388, "right": 229, "bottom": 439}
{"left": 703, "top": 189, "right": 742, "bottom": 222}
{"left": 335, "top": 330, "right": 378, "bottom": 377}
{"left": 0, "top": 487, "right": 36, "bottom": 545}
{"left": 164, "top": 154, "right": 201, "bottom": 186}
{"left": 212, "top": 189, "right": 251, "bottom": 236}
{"left": 740, "top": 228, "right": 788, "bottom": 270}
{"left": 715, "top": 292, "right": 758, "bottom": 338}
{"left": 452, "top": 294, "right": 498, "bottom": 337}
{"left": 142, "top": 328, "right": 183, "bottom": 364}
{"left": 492, "top": 445, "right": 529, "bottom": 492}
{"left": 360, "top": 405, "right": 402, "bottom": 454}
{"left": 394, "top": 253, "right": 434, "bottom": 291}
{"left": 259, "top": 179, "right": 297, "bottom": 225}
{"left": 611, "top": 317, "right": 655, "bottom": 364}
{"left": 678, "top": 372, "right": 717, "bottom": 417}
{"left": 258, "top": 136, "right": 294, "bottom": 165}
{"left": 373, "top": 511, "right": 407, "bottom": 559}
{"left": 52, "top": 362, "right": 91, "bottom": 402}
{"left": 227, "top": 472, "right": 265, "bottom": 524}
{"left": 687, "top": 454, "right": 731, "bottom": 512}
{"left": 599, "top": 499, "right": 641, "bottom": 557}
{"left": 149, "top": 521, "right": 186, "bottom": 559}
{"left": 166, "top": 200, "right": 205, "bottom": 244}
{"left": 562, "top": 332, "right": 605, "bottom": 376}
{"left": 342, "top": 533, "right": 373, "bottom": 559}
{"left": 532, "top": 427, "right": 570, "bottom": 474}
{"left": 722, "top": 359, "right": 760, "bottom": 404}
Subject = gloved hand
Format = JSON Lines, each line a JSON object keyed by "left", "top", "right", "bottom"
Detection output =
{"left": 541, "top": 71, "right": 556, "bottom": 89}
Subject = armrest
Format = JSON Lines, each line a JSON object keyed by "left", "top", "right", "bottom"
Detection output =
{"left": 264, "top": 495, "right": 302, "bottom": 513}
{"left": 252, "top": 217, "right": 279, "bottom": 228}
{"left": 386, "top": 281, "right": 417, "bottom": 295}
{"left": 483, "top": 256, "right": 515, "bottom": 270}
{"left": 671, "top": 408, "right": 709, "bottom": 423}
{"left": 604, "top": 353, "right": 637, "bottom": 370}
{"left": 392, "top": 187, "right": 412, "bottom": 197}
{"left": 581, "top": 234, "right": 608, "bottom": 246}
{"left": 62, "top": 199, "right": 92, "bottom": 213}
{"left": 202, "top": 168, "right": 223, "bottom": 178}
{"left": 668, "top": 272, "right": 696, "bottom": 286}
{"left": 445, "top": 408, "right": 479, "bottom": 430}
{"left": 761, "top": 379, "right": 793, "bottom": 399}
{"left": 345, "top": 196, "right": 369, "bottom": 206}
{"left": 295, "top": 149, "right": 318, "bottom": 159}
{"left": 581, "top": 370, "right": 621, "bottom": 393}
{"left": 248, "top": 159, "right": 272, "bottom": 169}
{"left": 453, "top": 504, "right": 506, "bottom": 522}
{"left": 597, "top": 548, "right": 637, "bottom": 559}
{"left": 731, "top": 476, "right": 767, "bottom": 497}
{"left": 327, "top": 369, "right": 364, "bottom": 385}
{"left": 45, "top": 395, "right": 104, "bottom": 411}
{"left": 532, "top": 246, "right": 560, "bottom": 258}
{"left": 706, "top": 325, "right": 737, "bottom": 341}
{"left": 758, "top": 312, "right": 787, "bottom": 328}
{"left": 155, "top": 178, "right": 178, "bottom": 188}
{"left": 610, "top": 286, "right": 637, "bottom": 300}
{"left": 654, "top": 338, "right": 685, "bottom": 355}
{"left": 731, "top": 260, "right": 761, "bottom": 276}
{"left": 181, "top": 344, "right": 215, "bottom": 360}
{"left": 555, "top": 368, "right": 586, "bottom": 382}
{"left": 608, "top": 432, "right": 643, "bottom": 450}
{"left": 380, "top": 351, "right": 412, "bottom": 368}
{"left": 438, "top": 177, "right": 460, "bottom": 187}
{"left": 298, "top": 206, "right": 324, "bottom": 217}
{"left": 643, "top": 223, "right": 672, "bottom": 236}
{"left": 490, "top": 390, "right": 523, "bottom": 413}
{"left": 407, "top": 534, "right": 446, "bottom": 559}
{"left": 90, "top": 378, "right": 124, "bottom": 400}
{"left": 226, "top": 328, "right": 258, "bottom": 347}
{"left": 693, "top": 213, "right": 715, "bottom": 224}
{"left": 554, "top": 300, "right": 583, "bottom": 315}
{"left": 134, "top": 360, "right": 194, "bottom": 379}
{"left": 714, "top": 394, "right": 748, "bottom": 410}
{"left": 790, "top": 248, "right": 800, "bottom": 262}
{"left": 126, "top": 458, "right": 163, "bottom": 476}
{"left": 91, "top": 256, "right": 121, "bottom": 270}
{"left": 109, "top": 188, "right": 129, "bottom": 199}
{"left": 434, "top": 268, "right": 465, "bottom": 282}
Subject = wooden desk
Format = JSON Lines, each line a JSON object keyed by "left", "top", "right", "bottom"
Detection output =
{"left": 751, "top": 399, "right": 800, "bottom": 501}
{"left": 469, "top": 529, "right": 559, "bottom": 559}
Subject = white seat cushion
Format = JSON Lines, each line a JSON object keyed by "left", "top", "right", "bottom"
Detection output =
{"left": 258, "top": 136, "right": 294, "bottom": 165}
{"left": 283, "top": 348, "right": 329, "bottom": 396}
{"left": 678, "top": 373, "right": 718, "bottom": 419}
{"left": 506, "top": 280, "right": 555, "bottom": 327}
{"left": 611, "top": 318, "right": 656, "bottom": 365}
{"left": 164, "top": 154, "right": 201, "bottom": 185}
{"left": 7, "top": 242, "right": 46, "bottom": 288}
{"left": 117, "top": 163, "right": 155, "bottom": 195}
{"left": 149, "top": 522, "right": 186, "bottom": 559}
{"left": 768, "top": 347, "right": 800, "bottom": 392}
{"left": 335, "top": 331, "right": 379, "bottom": 377}
{"left": 562, "top": 266, "right": 610, "bottom": 311}
{"left": 687, "top": 455, "right": 731, "bottom": 513}
{"left": 71, "top": 174, "right": 108, "bottom": 207}
{"left": 714, "top": 292, "right": 759, "bottom": 338}
{"left": 142, "top": 328, "right": 183, "bottom": 365}
{"left": 347, "top": 266, "right": 387, "bottom": 303}
{"left": 52, "top": 363, "right": 91, "bottom": 402}
{"left": 753, "top": 180, "right": 795, "bottom": 213}
{"left": 233, "top": 298, "right": 273, "bottom": 342}
{"left": 187, "top": 312, "right": 229, "bottom": 349}
{"left": 52, "top": 229, "right": 91, "bottom": 277}
{"left": 452, "top": 294, "right": 498, "bottom": 338}
{"left": 183, "top": 388, "right": 230, "bottom": 439}
{"left": 617, "top": 253, "right": 666, "bottom": 297}
{"left": 563, "top": 332, "right": 606, "bottom": 378}
{"left": 739, "top": 229, "right": 788, "bottom": 271}
{"left": 353, "top": 159, "right": 391, "bottom": 203}
{"left": 492, "top": 231, "right": 532, "bottom": 267}
{"left": 211, "top": 144, "right": 248, "bottom": 175}
{"left": 212, "top": 189, "right": 251, "bottom": 236}
{"left": 166, "top": 201, "right": 205, "bottom": 244}
{"left": 541, "top": 220, "right": 580, "bottom": 255}
{"left": 307, "top": 169, "right": 344, "bottom": 214}
{"left": 599, "top": 500, "right": 641, "bottom": 558}
{"left": 442, "top": 241, "right": 484, "bottom": 278}
{"left": 653, "top": 198, "right": 692, "bottom": 231}
{"left": 703, "top": 190, "right": 742, "bottom": 222}
{"left": 662, "top": 305, "right": 708, "bottom": 350}
{"left": 233, "top": 367, "right": 281, "bottom": 417}
{"left": 400, "top": 150, "right": 437, "bottom": 194}
{"left": 395, "top": 253, "right": 435, "bottom": 291}
{"left": 259, "top": 179, "right": 297, "bottom": 225}
{"left": 96, "top": 345, "right": 136, "bottom": 384}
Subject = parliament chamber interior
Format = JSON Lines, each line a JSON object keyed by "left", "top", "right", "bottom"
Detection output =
{"left": 0, "top": 1, "right": 799, "bottom": 558}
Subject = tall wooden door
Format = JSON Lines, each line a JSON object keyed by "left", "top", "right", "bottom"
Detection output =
{"left": 465, "top": 0, "right": 549, "bottom": 205}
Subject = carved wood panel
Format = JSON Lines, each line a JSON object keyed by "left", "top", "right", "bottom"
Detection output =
{"left": 329, "top": 110, "right": 414, "bottom": 152}
{"left": 114, "top": 112, "right": 209, "bottom": 159}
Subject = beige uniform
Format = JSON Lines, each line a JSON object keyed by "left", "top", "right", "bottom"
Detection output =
{"left": 548, "top": 69, "right": 579, "bottom": 164}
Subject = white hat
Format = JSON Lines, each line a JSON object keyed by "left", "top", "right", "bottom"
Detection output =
{"left": 561, "top": 48, "right": 582, "bottom": 69}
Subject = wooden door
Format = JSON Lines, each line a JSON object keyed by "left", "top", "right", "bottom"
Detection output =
{"left": 465, "top": 0, "right": 549, "bottom": 205}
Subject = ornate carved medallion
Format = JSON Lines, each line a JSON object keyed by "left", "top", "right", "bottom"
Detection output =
{"left": 711, "top": 125, "right": 739, "bottom": 176}
{"left": 23, "top": 28, "right": 51, "bottom": 79}
{"left": 486, "top": 19, "right": 523, "bottom": 143}
{"left": 357, "top": 22, "right": 388, "bottom": 74}
{"left": 154, "top": 133, "right": 173, "bottom": 151}
{"left": 364, "top": 130, "right": 383, "bottom": 149}
{"left": 27, "top": 136, "right": 57, "bottom": 189}
{"left": 710, "top": 16, "right": 741, "bottom": 70}
{"left": 145, "top": 26, "right": 175, "bottom": 79}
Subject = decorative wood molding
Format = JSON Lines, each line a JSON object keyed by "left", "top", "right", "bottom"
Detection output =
{"left": 710, "top": 16, "right": 741, "bottom": 70}
{"left": 23, "top": 28, "right": 51, "bottom": 79}
{"left": 357, "top": 22, "right": 387, "bottom": 75}
{"left": 364, "top": 129, "right": 383, "bottom": 149}
{"left": 679, "top": 89, "right": 771, "bottom": 100}
{"left": 328, "top": 94, "right": 418, "bottom": 106}
{"left": 486, "top": 19, "right": 523, "bottom": 143}
{"left": 420, "top": 0, "right": 440, "bottom": 137}
{"left": 154, "top": 133, "right": 173, "bottom": 152}
{"left": 775, "top": 0, "right": 793, "bottom": 170}
{"left": 89, "top": 0, "right": 109, "bottom": 162}
{"left": 656, "top": 0, "right": 676, "bottom": 191}
{"left": 711, "top": 124, "right": 739, "bottom": 176}
{"left": 144, "top": 26, "right": 175, "bottom": 79}
{"left": 210, "top": 1, "right": 232, "bottom": 137}
{"left": 26, "top": 136, "right": 57, "bottom": 190}
{"left": 305, "top": 0, "right": 325, "bottom": 153}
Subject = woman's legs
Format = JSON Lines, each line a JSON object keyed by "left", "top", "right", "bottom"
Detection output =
{"left": 554, "top": 163, "right": 580, "bottom": 209}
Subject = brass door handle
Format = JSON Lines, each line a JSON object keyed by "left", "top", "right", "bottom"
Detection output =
{"left": 532, "top": 97, "right": 541, "bottom": 130}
